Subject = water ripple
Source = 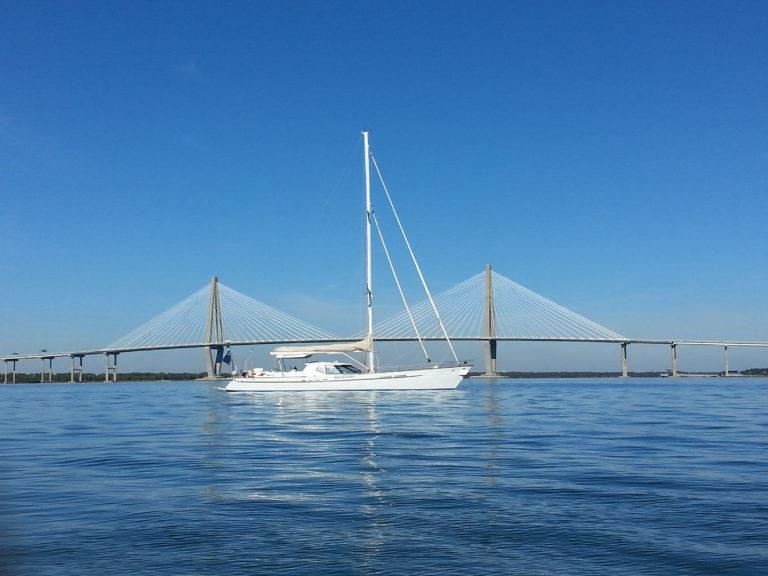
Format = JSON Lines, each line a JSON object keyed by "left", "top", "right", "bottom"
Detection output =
{"left": 0, "top": 377, "right": 766, "bottom": 575}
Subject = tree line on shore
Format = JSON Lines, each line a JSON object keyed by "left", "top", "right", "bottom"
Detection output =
{"left": 742, "top": 368, "right": 768, "bottom": 376}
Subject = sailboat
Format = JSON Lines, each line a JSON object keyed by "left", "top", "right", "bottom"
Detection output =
{"left": 225, "top": 131, "right": 471, "bottom": 392}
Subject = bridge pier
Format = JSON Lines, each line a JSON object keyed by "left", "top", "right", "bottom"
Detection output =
{"left": 484, "top": 339, "right": 497, "bottom": 377}
{"left": 207, "top": 345, "right": 224, "bottom": 378}
{"left": 482, "top": 264, "right": 499, "bottom": 377}
{"left": 70, "top": 355, "right": 84, "bottom": 383}
{"left": 620, "top": 343, "right": 629, "bottom": 377}
{"left": 671, "top": 344, "right": 678, "bottom": 377}
{"left": 5, "top": 359, "right": 17, "bottom": 383}
{"left": 40, "top": 357, "right": 53, "bottom": 383}
{"left": 105, "top": 353, "right": 118, "bottom": 382}
{"left": 723, "top": 345, "right": 729, "bottom": 376}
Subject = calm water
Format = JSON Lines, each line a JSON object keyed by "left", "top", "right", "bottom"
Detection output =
{"left": 1, "top": 378, "right": 766, "bottom": 575}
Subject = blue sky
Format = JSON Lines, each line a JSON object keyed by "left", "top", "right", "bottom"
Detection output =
{"left": 1, "top": 1, "right": 766, "bottom": 372}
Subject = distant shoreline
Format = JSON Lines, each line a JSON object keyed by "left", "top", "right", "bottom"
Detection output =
{"left": 468, "top": 371, "right": 768, "bottom": 378}
{"left": 3, "top": 372, "right": 207, "bottom": 384}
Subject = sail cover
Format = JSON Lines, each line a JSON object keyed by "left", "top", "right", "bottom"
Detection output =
{"left": 270, "top": 336, "right": 372, "bottom": 358}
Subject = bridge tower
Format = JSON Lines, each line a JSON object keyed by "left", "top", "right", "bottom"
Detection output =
{"left": 483, "top": 264, "right": 498, "bottom": 377}
{"left": 204, "top": 276, "right": 225, "bottom": 378}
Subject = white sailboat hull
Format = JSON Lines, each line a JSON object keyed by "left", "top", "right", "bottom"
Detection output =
{"left": 225, "top": 365, "right": 471, "bottom": 392}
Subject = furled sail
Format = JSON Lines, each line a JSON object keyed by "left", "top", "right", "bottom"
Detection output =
{"left": 270, "top": 336, "right": 372, "bottom": 358}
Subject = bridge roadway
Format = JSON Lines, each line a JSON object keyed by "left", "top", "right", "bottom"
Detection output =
{"left": 4, "top": 336, "right": 768, "bottom": 362}
{"left": 3, "top": 336, "right": 768, "bottom": 383}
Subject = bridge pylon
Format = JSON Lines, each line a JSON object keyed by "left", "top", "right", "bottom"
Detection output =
{"left": 204, "top": 276, "right": 225, "bottom": 378}
{"left": 483, "top": 264, "right": 499, "bottom": 377}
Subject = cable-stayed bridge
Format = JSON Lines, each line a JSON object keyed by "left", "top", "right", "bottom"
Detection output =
{"left": 3, "top": 267, "right": 767, "bottom": 383}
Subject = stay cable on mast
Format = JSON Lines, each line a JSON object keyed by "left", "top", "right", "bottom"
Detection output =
{"left": 372, "top": 213, "right": 430, "bottom": 362}
{"left": 369, "top": 153, "right": 459, "bottom": 362}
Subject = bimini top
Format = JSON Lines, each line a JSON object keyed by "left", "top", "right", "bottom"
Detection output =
{"left": 270, "top": 336, "right": 372, "bottom": 359}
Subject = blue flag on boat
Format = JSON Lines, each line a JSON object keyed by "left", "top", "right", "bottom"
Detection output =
{"left": 222, "top": 350, "right": 232, "bottom": 365}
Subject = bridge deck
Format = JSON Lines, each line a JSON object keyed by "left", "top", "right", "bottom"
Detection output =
{"left": 4, "top": 337, "right": 768, "bottom": 362}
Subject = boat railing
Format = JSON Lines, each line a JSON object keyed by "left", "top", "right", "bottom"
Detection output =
{"left": 374, "top": 360, "right": 472, "bottom": 373}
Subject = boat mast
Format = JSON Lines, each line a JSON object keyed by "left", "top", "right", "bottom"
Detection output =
{"left": 362, "top": 130, "right": 375, "bottom": 373}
